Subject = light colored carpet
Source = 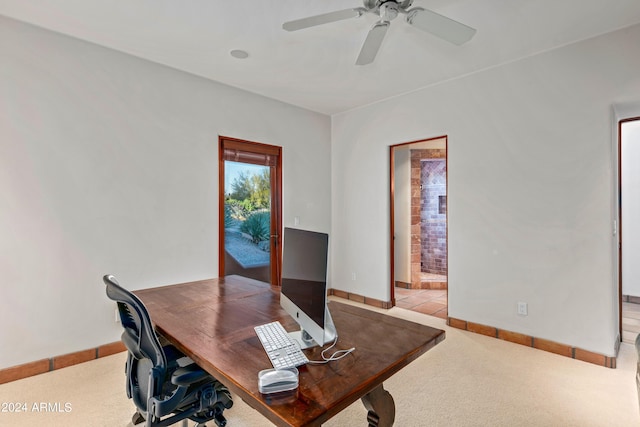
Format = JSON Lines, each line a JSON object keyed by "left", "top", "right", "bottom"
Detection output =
{"left": 1, "top": 303, "right": 638, "bottom": 426}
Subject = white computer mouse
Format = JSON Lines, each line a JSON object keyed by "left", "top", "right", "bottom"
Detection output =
{"left": 258, "top": 368, "right": 299, "bottom": 394}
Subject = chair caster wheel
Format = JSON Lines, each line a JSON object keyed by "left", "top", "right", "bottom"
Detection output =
{"left": 131, "top": 411, "right": 145, "bottom": 425}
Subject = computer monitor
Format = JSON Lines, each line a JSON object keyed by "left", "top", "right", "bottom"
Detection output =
{"left": 280, "top": 227, "right": 336, "bottom": 349}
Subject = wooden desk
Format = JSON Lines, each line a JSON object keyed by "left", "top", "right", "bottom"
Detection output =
{"left": 135, "top": 275, "right": 445, "bottom": 426}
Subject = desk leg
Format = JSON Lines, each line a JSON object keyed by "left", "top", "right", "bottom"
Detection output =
{"left": 361, "top": 384, "right": 395, "bottom": 427}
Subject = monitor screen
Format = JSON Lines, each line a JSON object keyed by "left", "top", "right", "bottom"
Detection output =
{"left": 280, "top": 227, "right": 335, "bottom": 348}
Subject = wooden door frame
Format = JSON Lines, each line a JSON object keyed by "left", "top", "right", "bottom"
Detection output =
{"left": 389, "top": 135, "right": 448, "bottom": 306}
{"left": 218, "top": 136, "right": 283, "bottom": 286}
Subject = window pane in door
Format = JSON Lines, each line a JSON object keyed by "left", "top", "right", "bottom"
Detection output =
{"left": 223, "top": 160, "right": 271, "bottom": 282}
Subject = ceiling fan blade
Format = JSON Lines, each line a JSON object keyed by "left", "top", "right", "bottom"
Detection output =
{"left": 356, "top": 21, "right": 390, "bottom": 66}
{"left": 406, "top": 8, "right": 476, "bottom": 45}
{"left": 283, "top": 8, "right": 364, "bottom": 31}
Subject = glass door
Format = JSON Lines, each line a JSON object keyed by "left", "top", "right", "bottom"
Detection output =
{"left": 219, "top": 137, "right": 282, "bottom": 285}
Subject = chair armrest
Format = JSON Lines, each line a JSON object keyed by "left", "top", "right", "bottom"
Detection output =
{"left": 171, "top": 363, "right": 211, "bottom": 387}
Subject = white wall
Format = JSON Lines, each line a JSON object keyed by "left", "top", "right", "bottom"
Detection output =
{"left": 622, "top": 120, "right": 640, "bottom": 296}
{"left": 0, "top": 16, "right": 331, "bottom": 369}
{"left": 393, "top": 146, "right": 411, "bottom": 283}
{"left": 332, "top": 24, "right": 640, "bottom": 356}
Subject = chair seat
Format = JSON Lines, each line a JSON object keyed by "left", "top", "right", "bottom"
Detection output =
{"left": 172, "top": 364, "right": 211, "bottom": 387}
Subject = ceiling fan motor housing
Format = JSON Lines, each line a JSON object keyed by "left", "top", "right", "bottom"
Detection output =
{"left": 367, "top": 0, "right": 414, "bottom": 9}
{"left": 379, "top": 2, "right": 399, "bottom": 21}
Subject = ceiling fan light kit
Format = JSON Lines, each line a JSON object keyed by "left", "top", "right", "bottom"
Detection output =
{"left": 283, "top": 0, "right": 476, "bottom": 65}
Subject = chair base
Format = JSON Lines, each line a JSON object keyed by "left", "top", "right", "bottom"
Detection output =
{"left": 131, "top": 410, "right": 227, "bottom": 427}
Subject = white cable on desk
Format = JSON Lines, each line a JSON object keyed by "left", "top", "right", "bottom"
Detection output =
{"left": 307, "top": 336, "right": 355, "bottom": 364}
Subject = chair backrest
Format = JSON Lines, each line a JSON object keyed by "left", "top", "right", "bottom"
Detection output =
{"left": 104, "top": 275, "right": 168, "bottom": 400}
{"left": 103, "top": 274, "right": 167, "bottom": 368}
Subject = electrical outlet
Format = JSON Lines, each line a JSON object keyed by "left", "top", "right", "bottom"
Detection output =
{"left": 517, "top": 302, "right": 528, "bottom": 316}
{"left": 351, "top": 272, "right": 356, "bottom": 281}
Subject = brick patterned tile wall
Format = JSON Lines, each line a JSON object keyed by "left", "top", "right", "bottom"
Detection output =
{"left": 410, "top": 149, "right": 447, "bottom": 284}
{"left": 420, "top": 159, "right": 447, "bottom": 275}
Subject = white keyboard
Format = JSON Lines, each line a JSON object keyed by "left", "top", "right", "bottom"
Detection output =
{"left": 254, "top": 321, "right": 309, "bottom": 369}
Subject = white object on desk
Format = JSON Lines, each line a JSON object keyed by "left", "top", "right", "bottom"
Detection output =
{"left": 258, "top": 367, "right": 299, "bottom": 394}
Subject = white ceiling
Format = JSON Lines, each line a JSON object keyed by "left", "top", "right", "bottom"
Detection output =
{"left": 2, "top": 0, "right": 640, "bottom": 115}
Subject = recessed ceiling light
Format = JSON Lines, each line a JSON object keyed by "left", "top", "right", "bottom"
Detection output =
{"left": 230, "top": 49, "right": 249, "bottom": 59}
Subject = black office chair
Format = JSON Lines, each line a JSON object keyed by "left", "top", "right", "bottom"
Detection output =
{"left": 104, "top": 274, "right": 233, "bottom": 427}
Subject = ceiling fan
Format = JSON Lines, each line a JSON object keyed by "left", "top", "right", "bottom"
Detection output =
{"left": 283, "top": 0, "right": 476, "bottom": 65}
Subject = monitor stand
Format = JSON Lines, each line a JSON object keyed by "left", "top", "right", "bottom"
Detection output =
{"left": 288, "top": 306, "right": 337, "bottom": 349}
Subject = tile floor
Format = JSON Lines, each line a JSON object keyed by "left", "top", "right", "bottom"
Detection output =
{"left": 395, "top": 287, "right": 448, "bottom": 319}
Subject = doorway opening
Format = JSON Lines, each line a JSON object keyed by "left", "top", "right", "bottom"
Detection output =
{"left": 218, "top": 136, "right": 282, "bottom": 285}
{"left": 390, "top": 136, "right": 448, "bottom": 318}
{"left": 619, "top": 118, "right": 640, "bottom": 344}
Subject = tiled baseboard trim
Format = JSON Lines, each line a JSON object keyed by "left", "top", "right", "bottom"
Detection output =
{"left": 623, "top": 294, "right": 640, "bottom": 304}
{"left": 0, "top": 341, "right": 126, "bottom": 385}
{"left": 448, "top": 317, "right": 617, "bottom": 369}
{"left": 329, "top": 288, "right": 392, "bottom": 309}
{"left": 395, "top": 280, "right": 447, "bottom": 290}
